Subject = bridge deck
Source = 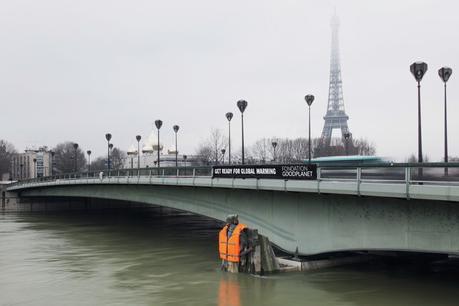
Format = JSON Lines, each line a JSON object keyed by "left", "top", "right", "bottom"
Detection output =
{"left": 7, "top": 174, "right": 459, "bottom": 202}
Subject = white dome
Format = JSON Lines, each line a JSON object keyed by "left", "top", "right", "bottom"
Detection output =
{"left": 168, "top": 146, "right": 178, "bottom": 154}
{"left": 144, "top": 130, "right": 163, "bottom": 151}
{"left": 142, "top": 145, "right": 153, "bottom": 153}
{"left": 127, "top": 144, "right": 137, "bottom": 155}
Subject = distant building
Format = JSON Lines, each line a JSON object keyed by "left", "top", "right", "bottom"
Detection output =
{"left": 124, "top": 130, "right": 201, "bottom": 169}
{"left": 11, "top": 147, "right": 52, "bottom": 180}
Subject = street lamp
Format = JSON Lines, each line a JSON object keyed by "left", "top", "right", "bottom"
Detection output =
{"left": 226, "top": 112, "right": 233, "bottom": 164}
{"left": 155, "top": 120, "right": 163, "bottom": 169}
{"left": 305, "top": 94, "right": 315, "bottom": 163}
{"left": 271, "top": 141, "right": 278, "bottom": 163}
{"left": 73, "top": 143, "right": 79, "bottom": 172}
{"left": 237, "top": 100, "right": 248, "bottom": 164}
{"left": 343, "top": 132, "right": 351, "bottom": 156}
{"left": 173, "top": 125, "right": 180, "bottom": 168}
{"left": 87, "top": 150, "right": 92, "bottom": 172}
{"left": 221, "top": 148, "right": 226, "bottom": 164}
{"left": 183, "top": 155, "right": 188, "bottom": 172}
{"left": 136, "top": 135, "right": 141, "bottom": 169}
{"left": 438, "top": 67, "right": 453, "bottom": 175}
{"left": 108, "top": 143, "right": 114, "bottom": 170}
{"left": 50, "top": 151, "right": 55, "bottom": 176}
{"left": 33, "top": 158, "right": 37, "bottom": 178}
{"left": 410, "top": 61, "right": 428, "bottom": 164}
{"left": 105, "top": 133, "right": 112, "bottom": 171}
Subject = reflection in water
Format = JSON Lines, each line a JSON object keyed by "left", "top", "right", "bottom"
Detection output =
{"left": 219, "top": 274, "right": 241, "bottom": 306}
{"left": 1, "top": 210, "right": 459, "bottom": 306}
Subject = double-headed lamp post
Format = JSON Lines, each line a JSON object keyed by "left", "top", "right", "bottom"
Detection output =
{"left": 221, "top": 148, "right": 226, "bottom": 164}
{"left": 105, "top": 133, "right": 112, "bottom": 171}
{"left": 155, "top": 120, "right": 163, "bottom": 169}
{"left": 410, "top": 62, "right": 428, "bottom": 164}
{"left": 87, "top": 150, "right": 92, "bottom": 172}
{"left": 305, "top": 94, "right": 315, "bottom": 163}
{"left": 225, "top": 112, "right": 233, "bottom": 164}
{"left": 272, "top": 141, "right": 277, "bottom": 163}
{"left": 73, "top": 143, "right": 79, "bottom": 172}
{"left": 173, "top": 125, "right": 180, "bottom": 168}
{"left": 237, "top": 100, "right": 248, "bottom": 164}
{"left": 136, "top": 135, "right": 141, "bottom": 169}
{"left": 343, "top": 132, "right": 351, "bottom": 156}
{"left": 438, "top": 67, "right": 453, "bottom": 175}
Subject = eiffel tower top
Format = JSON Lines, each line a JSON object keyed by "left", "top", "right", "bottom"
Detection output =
{"left": 325, "top": 12, "right": 347, "bottom": 117}
{"left": 331, "top": 11, "right": 340, "bottom": 28}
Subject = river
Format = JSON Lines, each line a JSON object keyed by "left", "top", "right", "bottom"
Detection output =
{"left": 1, "top": 209, "right": 459, "bottom": 306}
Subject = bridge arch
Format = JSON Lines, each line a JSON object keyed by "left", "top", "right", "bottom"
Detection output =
{"left": 16, "top": 182, "right": 459, "bottom": 256}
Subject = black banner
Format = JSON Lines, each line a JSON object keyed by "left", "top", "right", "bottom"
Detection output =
{"left": 212, "top": 164, "right": 317, "bottom": 180}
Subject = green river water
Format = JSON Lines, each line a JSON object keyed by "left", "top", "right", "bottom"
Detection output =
{"left": 1, "top": 209, "right": 459, "bottom": 306}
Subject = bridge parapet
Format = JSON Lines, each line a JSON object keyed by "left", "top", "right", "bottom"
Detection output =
{"left": 7, "top": 163, "right": 459, "bottom": 202}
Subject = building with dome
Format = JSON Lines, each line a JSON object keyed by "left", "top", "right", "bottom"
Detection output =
{"left": 124, "top": 129, "right": 200, "bottom": 169}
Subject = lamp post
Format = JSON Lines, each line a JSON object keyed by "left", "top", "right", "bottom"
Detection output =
{"left": 438, "top": 67, "right": 453, "bottom": 176}
{"left": 87, "top": 150, "right": 92, "bottom": 172}
{"left": 410, "top": 62, "right": 428, "bottom": 164}
{"left": 183, "top": 155, "right": 187, "bottom": 173}
{"left": 226, "top": 112, "right": 233, "bottom": 164}
{"left": 271, "top": 141, "right": 278, "bottom": 163}
{"left": 73, "top": 143, "right": 79, "bottom": 172}
{"left": 343, "top": 132, "right": 351, "bottom": 156}
{"left": 105, "top": 133, "right": 112, "bottom": 171}
{"left": 33, "top": 158, "right": 37, "bottom": 178}
{"left": 155, "top": 120, "right": 163, "bottom": 169}
{"left": 136, "top": 135, "right": 141, "bottom": 169}
{"left": 50, "top": 151, "right": 55, "bottom": 176}
{"left": 237, "top": 100, "right": 248, "bottom": 164}
{"left": 173, "top": 125, "right": 180, "bottom": 168}
{"left": 305, "top": 94, "right": 315, "bottom": 163}
{"left": 221, "top": 148, "right": 226, "bottom": 164}
{"left": 108, "top": 143, "right": 113, "bottom": 170}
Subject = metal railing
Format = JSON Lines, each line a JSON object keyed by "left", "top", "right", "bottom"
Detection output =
{"left": 7, "top": 162, "right": 459, "bottom": 189}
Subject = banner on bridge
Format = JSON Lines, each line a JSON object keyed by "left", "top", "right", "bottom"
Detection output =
{"left": 212, "top": 164, "right": 317, "bottom": 180}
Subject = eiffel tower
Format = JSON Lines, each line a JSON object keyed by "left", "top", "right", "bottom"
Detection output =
{"left": 319, "top": 13, "right": 351, "bottom": 149}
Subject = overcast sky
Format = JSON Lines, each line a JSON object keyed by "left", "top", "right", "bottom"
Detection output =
{"left": 1, "top": 0, "right": 458, "bottom": 161}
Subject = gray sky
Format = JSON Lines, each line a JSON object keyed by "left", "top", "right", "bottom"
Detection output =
{"left": 1, "top": 0, "right": 458, "bottom": 161}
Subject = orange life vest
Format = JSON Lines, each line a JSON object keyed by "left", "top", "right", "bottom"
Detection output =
{"left": 219, "top": 223, "right": 247, "bottom": 263}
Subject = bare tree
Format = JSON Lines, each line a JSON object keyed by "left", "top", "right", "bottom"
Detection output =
{"left": 315, "top": 137, "right": 376, "bottom": 157}
{"left": 110, "top": 147, "right": 127, "bottom": 170}
{"left": 250, "top": 138, "right": 270, "bottom": 163}
{"left": 52, "top": 142, "right": 86, "bottom": 173}
{"left": 0, "top": 140, "right": 16, "bottom": 178}
{"left": 353, "top": 138, "right": 376, "bottom": 156}
{"left": 405, "top": 154, "right": 429, "bottom": 163}
{"left": 195, "top": 128, "right": 227, "bottom": 165}
{"left": 249, "top": 135, "right": 376, "bottom": 163}
{"left": 89, "top": 157, "right": 107, "bottom": 172}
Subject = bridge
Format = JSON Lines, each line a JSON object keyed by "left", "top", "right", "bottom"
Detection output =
{"left": 6, "top": 163, "right": 459, "bottom": 256}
